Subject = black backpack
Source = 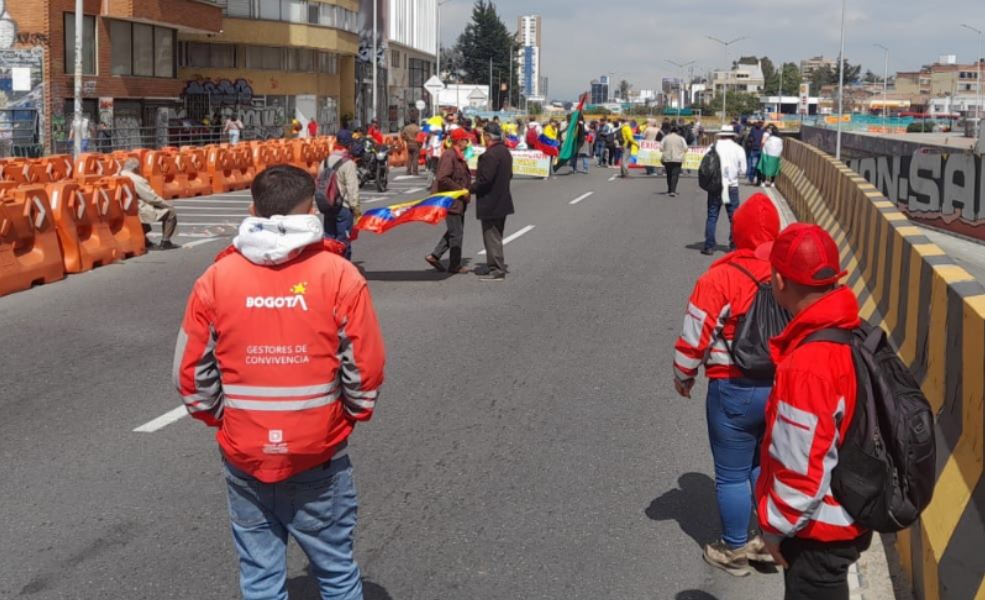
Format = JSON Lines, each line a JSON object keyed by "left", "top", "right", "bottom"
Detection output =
{"left": 315, "top": 156, "right": 347, "bottom": 217}
{"left": 724, "top": 262, "right": 792, "bottom": 380}
{"left": 698, "top": 145, "right": 723, "bottom": 194}
{"left": 800, "top": 324, "right": 936, "bottom": 533}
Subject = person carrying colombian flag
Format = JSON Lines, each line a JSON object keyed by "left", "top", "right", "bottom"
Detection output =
{"left": 619, "top": 119, "right": 640, "bottom": 178}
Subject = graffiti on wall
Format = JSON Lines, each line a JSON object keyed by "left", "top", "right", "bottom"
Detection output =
{"left": 0, "top": 0, "right": 17, "bottom": 49}
{"left": 848, "top": 149, "right": 985, "bottom": 242}
{"left": 182, "top": 77, "right": 255, "bottom": 105}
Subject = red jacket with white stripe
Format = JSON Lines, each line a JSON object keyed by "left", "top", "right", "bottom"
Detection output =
{"left": 174, "top": 226, "right": 385, "bottom": 483}
{"left": 673, "top": 193, "right": 780, "bottom": 382}
{"left": 756, "top": 286, "right": 867, "bottom": 543}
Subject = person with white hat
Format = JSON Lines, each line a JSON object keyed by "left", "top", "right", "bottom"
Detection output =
{"left": 703, "top": 125, "right": 747, "bottom": 255}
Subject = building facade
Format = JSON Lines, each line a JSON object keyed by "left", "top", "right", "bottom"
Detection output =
{"left": 5, "top": 0, "right": 224, "bottom": 153}
{"left": 590, "top": 75, "right": 609, "bottom": 105}
{"left": 516, "top": 15, "right": 542, "bottom": 103}
{"left": 387, "top": 0, "right": 436, "bottom": 129}
{"left": 180, "top": 0, "right": 360, "bottom": 138}
{"left": 712, "top": 62, "right": 765, "bottom": 96}
{"left": 800, "top": 55, "right": 836, "bottom": 77}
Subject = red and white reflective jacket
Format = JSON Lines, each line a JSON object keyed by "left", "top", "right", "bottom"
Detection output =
{"left": 673, "top": 193, "right": 780, "bottom": 383}
{"left": 174, "top": 215, "right": 385, "bottom": 483}
{"left": 673, "top": 251, "right": 770, "bottom": 381}
{"left": 756, "top": 286, "right": 867, "bottom": 543}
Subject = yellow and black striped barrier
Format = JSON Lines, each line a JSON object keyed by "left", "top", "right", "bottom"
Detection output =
{"left": 776, "top": 139, "right": 985, "bottom": 600}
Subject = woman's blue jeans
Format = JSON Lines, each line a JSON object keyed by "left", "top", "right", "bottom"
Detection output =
{"left": 706, "top": 377, "right": 771, "bottom": 549}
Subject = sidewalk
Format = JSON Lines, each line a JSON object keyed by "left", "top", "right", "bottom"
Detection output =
{"left": 758, "top": 181, "right": 909, "bottom": 600}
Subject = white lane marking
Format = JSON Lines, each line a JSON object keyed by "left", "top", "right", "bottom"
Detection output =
{"left": 173, "top": 199, "right": 251, "bottom": 205}
{"left": 133, "top": 406, "right": 187, "bottom": 433}
{"left": 182, "top": 237, "right": 223, "bottom": 249}
{"left": 607, "top": 174, "right": 618, "bottom": 182}
{"left": 393, "top": 175, "right": 420, "bottom": 181}
{"left": 172, "top": 222, "right": 239, "bottom": 227}
{"left": 569, "top": 192, "right": 594, "bottom": 205}
{"left": 477, "top": 225, "right": 535, "bottom": 255}
{"left": 404, "top": 187, "right": 424, "bottom": 195}
{"left": 166, "top": 213, "right": 248, "bottom": 218}
{"left": 174, "top": 206, "right": 248, "bottom": 211}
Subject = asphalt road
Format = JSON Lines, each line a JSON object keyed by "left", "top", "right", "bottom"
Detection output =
{"left": 0, "top": 163, "right": 785, "bottom": 600}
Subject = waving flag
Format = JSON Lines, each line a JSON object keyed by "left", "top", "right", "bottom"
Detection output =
{"left": 556, "top": 93, "right": 588, "bottom": 168}
{"left": 354, "top": 190, "right": 469, "bottom": 234}
{"left": 536, "top": 124, "right": 561, "bottom": 157}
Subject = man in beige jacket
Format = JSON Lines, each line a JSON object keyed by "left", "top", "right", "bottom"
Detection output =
{"left": 660, "top": 126, "right": 689, "bottom": 197}
{"left": 400, "top": 118, "right": 422, "bottom": 176}
{"left": 120, "top": 158, "right": 180, "bottom": 250}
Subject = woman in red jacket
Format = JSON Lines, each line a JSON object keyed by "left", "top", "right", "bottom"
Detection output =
{"left": 673, "top": 193, "right": 781, "bottom": 576}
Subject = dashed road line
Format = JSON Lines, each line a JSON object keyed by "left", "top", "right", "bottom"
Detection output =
{"left": 133, "top": 406, "right": 187, "bottom": 433}
{"left": 607, "top": 174, "right": 618, "bottom": 182}
{"left": 478, "top": 225, "right": 535, "bottom": 255}
{"left": 569, "top": 192, "right": 594, "bottom": 205}
{"left": 404, "top": 187, "right": 425, "bottom": 195}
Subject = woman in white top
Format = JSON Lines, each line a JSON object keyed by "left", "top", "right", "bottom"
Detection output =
{"left": 758, "top": 125, "right": 783, "bottom": 187}
{"left": 223, "top": 115, "right": 244, "bottom": 145}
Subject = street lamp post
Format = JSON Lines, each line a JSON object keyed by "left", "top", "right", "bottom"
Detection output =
{"left": 667, "top": 60, "right": 696, "bottom": 121}
{"left": 961, "top": 24, "right": 983, "bottom": 141}
{"left": 372, "top": 0, "right": 377, "bottom": 124}
{"left": 73, "top": 0, "right": 83, "bottom": 159}
{"left": 835, "top": 0, "right": 847, "bottom": 160}
{"left": 875, "top": 44, "right": 889, "bottom": 133}
{"left": 707, "top": 36, "right": 747, "bottom": 125}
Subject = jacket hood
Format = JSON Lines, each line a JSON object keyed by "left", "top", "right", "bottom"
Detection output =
{"left": 732, "top": 193, "right": 780, "bottom": 251}
{"left": 769, "top": 286, "right": 862, "bottom": 363}
{"left": 233, "top": 214, "right": 324, "bottom": 266}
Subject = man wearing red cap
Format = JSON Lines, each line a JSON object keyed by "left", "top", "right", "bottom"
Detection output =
{"left": 673, "top": 193, "right": 782, "bottom": 576}
{"left": 755, "top": 223, "right": 870, "bottom": 599}
{"left": 426, "top": 127, "right": 472, "bottom": 273}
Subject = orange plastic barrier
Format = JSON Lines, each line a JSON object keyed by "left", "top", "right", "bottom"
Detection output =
{"left": 84, "top": 177, "right": 146, "bottom": 259}
{"left": 250, "top": 142, "right": 274, "bottom": 174}
{"left": 0, "top": 186, "right": 66, "bottom": 296}
{"left": 46, "top": 181, "right": 120, "bottom": 273}
{"left": 290, "top": 140, "right": 319, "bottom": 176}
{"left": 207, "top": 146, "right": 237, "bottom": 193}
{"left": 176, "top": 148, "right": 212, "bottom": 197}
{"left": 74, "top": 153, "right": 118, "bottom": 182}
{"left": 41, "top": 155, "right": 74, "bottom": 182}
{"left": 230, "top": 145, "right": 255, "bottom": 187}
{"left": 144, "top": 151, "right": 187, "bottom": 200}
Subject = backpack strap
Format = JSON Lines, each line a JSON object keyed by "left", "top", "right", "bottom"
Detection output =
{"left": 800, "top": 327, "right": 854, "bottom": 348}
{"left": 727, "top": 261, "right": 768, "bottom": 286}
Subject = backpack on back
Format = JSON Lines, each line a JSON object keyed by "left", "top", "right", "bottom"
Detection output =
{"left": 698, "top": 145, "right": 723, "bottom": 194}
{"left": 315, "top": 156, "right": 348, "bottom": 216}
{"left": 801, "top": 324, "right": 936, "bottom": 533}
{"left": 724, "top": 262, "right": 792, "bottom": 380}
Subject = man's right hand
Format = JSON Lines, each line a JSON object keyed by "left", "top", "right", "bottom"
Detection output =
{"left": 673, "top": 378, "right": 694, "bottom": 399}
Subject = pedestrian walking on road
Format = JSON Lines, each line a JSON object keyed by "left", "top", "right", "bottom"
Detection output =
{"left": 321, "top": 141, "right": 361, "bottom": 260}
{"left": 174, "top": 164, "right": 386, "bottom": 600}
{"left": 754, "top": 223, "right": 871, "bottom": 600}
{"left": 604, "top": 119, "right": 618, "bottom": 167}
{"left": 576, "top": 121, "right": 592, "bottom": 174}
{"left": 426, "top": 128, "right": 473, "bottom": 274}
{"left": 759, "top": 125, "right": 783, "bottom": 187}
{"left": 745, "top": 121, "right": 765, "bottom": 185}
{"left": 618, "top": 119, "right": 638, "bottom": 178}
{"left": 673, "top": 194, "right": 782, "bottom": 577}
{"left": 119, "top": 158, "right": 180, "bottom": 250}
{"left": 471, "top": 122, "right": 514, "bottom": 282}
{"left": 401, "top": 118, "right": 422, "bottom": 176}
{"left": 660, "top": 126, "right": 688, "bottom": 197}
{"left": 703, "top": 126, "right": 747, "bottom": 255}
{"left": 643, "top": 118, "right": 660, "bottom": 176}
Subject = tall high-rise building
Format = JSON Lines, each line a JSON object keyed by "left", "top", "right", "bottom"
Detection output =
{"left": 517, "top": 15, "right": 543, "bottom": 102}
{"left": 590, "top": 75, "right": 609, "bottom": 104}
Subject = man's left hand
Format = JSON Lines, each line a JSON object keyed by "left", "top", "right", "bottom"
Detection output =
{"left": 765, "top": 539, "right": 788, "bottom": 569}
{"left": 673, "top": 378, "right": 694, "bottom": 398}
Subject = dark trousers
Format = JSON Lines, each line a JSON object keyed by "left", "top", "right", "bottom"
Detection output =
{"left": 606, "top": 145, "right": 616, "bottom": 165}
{"left": 325, "top": 206, "right": 354, "bottom": 260}
{"left": 432, "top": 213, "right": 465, "bottom": 269}
{"left": 781, "top": 533, "right": 872, "bottom": 600}
{"left": 481, "top": 218, "right": 506, "bottom": 275}
{"left": 406, "top": 144, "right": 420, "bottom": 175}
{"left": 664, "top": 162, "right": 682, "bottom": 194}
{"left": 705, "top": 188, "right": 739, "bottom": 252}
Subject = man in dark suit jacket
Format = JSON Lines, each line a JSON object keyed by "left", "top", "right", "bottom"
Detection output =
{"left": 471, "top": 123, "right": 514, "bottom": 281}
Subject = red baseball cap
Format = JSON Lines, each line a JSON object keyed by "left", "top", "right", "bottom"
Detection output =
{"left": 755, "top": 223, "right": 847, "bottom": 287}
{"left": 450, "top": 128, "right": 471, "bottom": 142}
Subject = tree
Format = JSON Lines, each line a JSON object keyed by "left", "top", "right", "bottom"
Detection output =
{"left": 809, "top": 60, "right": 861, "bottom": 89}
{"left": 452, "top": 1, "right": 518, "bottom": 110}
{"left": 439, "top": 46, "right": 463, "bottom": 80}
{"left": 863, "top": 69, "right": 884, "bottom": 84}
{"left": 526, "top": 101, "right": 543, "bottom": 116}
{"left": 767, "top": 62, "right": 804, "bottom": 96}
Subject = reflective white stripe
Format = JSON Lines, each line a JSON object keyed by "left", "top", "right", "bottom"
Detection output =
{"left": 345, "top": 396, "right": 376, "bottom": 410}
{"left": 774, "top": 481, "right": 855, "bottom": 528}
{"left": 225, "top": 393, "right": 339, "bottom": 411}
{"left": 673, "top": 365, "right": 693, "bottom": 381}
{"left": 766, "top": 496, "right": 796, "bottom": 536}
{"left": 815, "top": 502, "right": 855, "bottom": 527}
{"left": 224, "top": 383, "right": 337, "bottom": 398}
{"left": 769, "top": 401, "right": 818, "bottom": 475}
{"left": 674, "top": 350, "right": 702, "bottom": 370}
{"left": 706, "top": 351, "right": 734, "bottom": 367}
{"left": 681, "top": 302, "right": 707, "bottom": 348}
{"left": 774, "top": 479, "right": 816, "bottom": 512}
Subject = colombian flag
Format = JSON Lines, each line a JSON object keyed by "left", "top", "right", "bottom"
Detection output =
{"left": 536, "top": 124, "right": 561, "bottom": 157}
{"left": 354, "top": 190, "right": 469, "bottom": 234}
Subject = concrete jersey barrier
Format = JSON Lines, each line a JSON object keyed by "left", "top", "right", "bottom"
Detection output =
{"left": 777, "top": 138, "right": 985, "bottom": 600}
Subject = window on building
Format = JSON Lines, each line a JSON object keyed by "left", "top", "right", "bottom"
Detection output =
{"left": 179, "top": 42, "right": 235, "bottom": 69}
{"left": 133, "top": 23, "right": 155, "bottom": 76}
{"left": 318, "top": 52, "right": 338, "bottom": 74}
{"left": 259, "top": 0, "right": 281, "bottom": 20}
{"left": 284, "top": 0, "right": 306, "bottom": 23}
{"left": 64, "top": 13, "right": 96, "bottom": 75}
{"left": 298, "top": 48, "right": 314, "bottom": 72}
{"left": 392, "top": 50, "right": 400, "bottom": 68}
{"left": 154, "top": 27, "right": 175, "bottom": 78}
{"left": 225, "top": 0, "right": 253, "bottom": 17}
{"left": 308, "top": 3, "right": 319, "bottom": 24}
{"left": 110, "top": 20, "right": 132, "bottom": 75}
{"left": 319, "top": 5, "right": 337, "bottom": 27}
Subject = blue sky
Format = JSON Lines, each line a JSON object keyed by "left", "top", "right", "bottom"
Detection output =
{"left": 438, "top": 0, "right": 985, "bottom": 100}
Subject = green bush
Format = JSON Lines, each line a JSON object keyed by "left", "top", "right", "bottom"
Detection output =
{"left": 907, "top": 121, "right": 934, "bottom": 133}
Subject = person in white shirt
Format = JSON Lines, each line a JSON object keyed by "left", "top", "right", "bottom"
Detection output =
{"left": 703, "top": 125, "right": 747, "bottom": 255}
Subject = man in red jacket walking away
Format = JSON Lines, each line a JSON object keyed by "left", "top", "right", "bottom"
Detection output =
{"left": 673, "top": 193, "right": 781, "bottom": 576}
{"left": 174, "top": 164, "right": 385, "bottom": 600}
{"left": 755, "top": 223, "right": 870, "bottom": 600}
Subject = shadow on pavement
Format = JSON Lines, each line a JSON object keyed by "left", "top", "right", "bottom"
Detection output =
{"left": 675, "top": 590, "right": 721, "bottom": 600}
{"left": 645, "top": 472, "right": 719, "bottom": 549}
{"left": 684, "top": 242, "right": 733, "bottom": 254}
{"left": 286, "top": 575, "right": 393, "bottom": 599}
{"left": 362, "top": 270, "right": 453, "bottom": 282}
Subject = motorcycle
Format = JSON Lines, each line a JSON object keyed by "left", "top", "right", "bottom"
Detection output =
{"left": 355, "top": 140, "right": 390, "bottom": 192}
